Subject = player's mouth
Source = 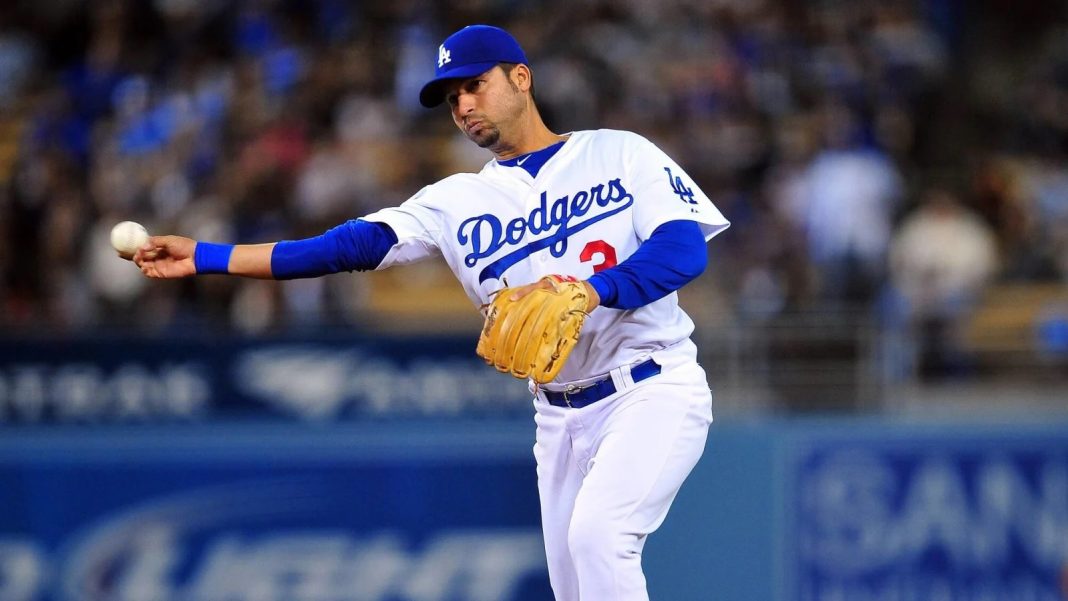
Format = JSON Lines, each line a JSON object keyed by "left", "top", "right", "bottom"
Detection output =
{"left": 465, "top": 119, "right": 485, "bottom": 135}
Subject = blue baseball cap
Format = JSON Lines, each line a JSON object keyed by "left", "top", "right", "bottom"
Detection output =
{"left": 419, "top": 25, "right": 528, "bottom": 108}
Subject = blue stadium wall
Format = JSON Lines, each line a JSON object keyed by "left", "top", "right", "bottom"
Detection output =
{"left": 3, "top": 419, "right": 1067, "bottom": 601}
{"left": 1, "top": 335, "right": 1066, "bottom": 600}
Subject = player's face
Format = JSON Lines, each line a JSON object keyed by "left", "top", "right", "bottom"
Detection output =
{"left": 444, "top": 66, "right": 526, "bottom": 150}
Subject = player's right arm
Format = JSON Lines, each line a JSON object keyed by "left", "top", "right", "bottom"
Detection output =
{"left": 132, "top": 237, "right": 274, "bottom": 279}
{"left": 133, "top": 220, "right": 397, "bottom": 280}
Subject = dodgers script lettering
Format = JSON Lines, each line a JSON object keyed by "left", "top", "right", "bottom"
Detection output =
{"left": 457, "top": 178, "right": 634, "bottom": 282}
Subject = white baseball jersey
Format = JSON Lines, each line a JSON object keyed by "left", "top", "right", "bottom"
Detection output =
{"left": 363, "top": 129, "right": 730, "bottom": 383}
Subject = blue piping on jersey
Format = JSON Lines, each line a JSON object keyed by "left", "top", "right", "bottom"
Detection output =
{"left": 476, "top": 199, "right": 633, "bottom": 283}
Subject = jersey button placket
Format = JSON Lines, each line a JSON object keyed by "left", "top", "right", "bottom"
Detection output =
{"left": 524, "top": 187, "right": 551, "bottom": 269}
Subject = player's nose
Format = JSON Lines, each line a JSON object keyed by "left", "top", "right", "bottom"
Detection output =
{"left": 456, "top": 92, "right": 477, "bottom": 115}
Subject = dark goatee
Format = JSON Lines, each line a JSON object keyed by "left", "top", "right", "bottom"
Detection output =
{"left": 472, "top": 127, "right": 501, "bottom": 148}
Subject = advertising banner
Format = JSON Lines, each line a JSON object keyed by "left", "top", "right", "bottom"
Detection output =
{"left": 786, "top": 424, "right": 1068, "bottom": 601}
{"left": 0, "top": 336, "right": 533, "bottom": 423}
{"left": 5, "top": 413, "right": 1066, "bottom": 600}
{"left": 0, "top": 422, "right": 551, "bottom": 601}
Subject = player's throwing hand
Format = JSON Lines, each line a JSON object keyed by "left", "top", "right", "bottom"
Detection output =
{"left": 133, "top": 236, "right": 197, "bottom": 279}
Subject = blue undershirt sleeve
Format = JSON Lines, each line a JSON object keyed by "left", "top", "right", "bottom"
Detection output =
{"left": 271, "top": 219, "right": 398, "bottom": 280}
{"left": 586, "top": 220, "right": 707, "bottom": 310}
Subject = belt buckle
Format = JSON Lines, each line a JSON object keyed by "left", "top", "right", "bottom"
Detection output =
{"left": 562, "top": 384, "right": 581, "bottom": 408}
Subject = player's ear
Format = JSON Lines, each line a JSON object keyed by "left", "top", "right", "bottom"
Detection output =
{"left": 513, "top": 64, "right": 533, "bottom": 94}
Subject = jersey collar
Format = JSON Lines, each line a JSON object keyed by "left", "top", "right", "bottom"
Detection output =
{"left": 496, "top": 138, "right": 568, "bottom": 178}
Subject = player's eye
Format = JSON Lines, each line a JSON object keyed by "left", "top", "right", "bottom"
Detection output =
{"left": 446, "top": 93, "right": 458, "bottom": 107}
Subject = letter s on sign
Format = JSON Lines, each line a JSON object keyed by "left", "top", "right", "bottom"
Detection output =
{"left": 580, "top": 240, "right": 617, "bottom": 273}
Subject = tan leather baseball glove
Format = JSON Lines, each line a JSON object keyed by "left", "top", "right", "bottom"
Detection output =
{"left": 476, "top": 275, "right": 591, "bottom": 384}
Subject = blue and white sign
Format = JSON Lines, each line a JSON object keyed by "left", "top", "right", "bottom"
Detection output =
{"left": 788, "top": 427, "right": 1068, "bottom": 601}
{"left": 0, "top": 422, "right": 551, "bottom": 601}
{"left": 0, "top": 336, "right": 532, "bottom": 423}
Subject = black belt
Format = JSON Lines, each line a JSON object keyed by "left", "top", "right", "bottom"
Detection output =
{"left": 542, "top": 359, "right": 662, "bottom": 409}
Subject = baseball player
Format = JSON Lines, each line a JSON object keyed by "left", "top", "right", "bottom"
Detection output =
{"left": 133, "top": 25, "right": 729, "bottom": 601}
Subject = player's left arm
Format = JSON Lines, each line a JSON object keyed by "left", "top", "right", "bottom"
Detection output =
{"left": 585, "top": 220, "right": 706, "bottom": 309}
{"left": 511, "top": 136, "right": 726, "bottom": 312}
{"left": 511, "top": 218, "right": 707, "bottom": 311}
{"left": 577, "top": 133, "right": 729, "bottom": 310}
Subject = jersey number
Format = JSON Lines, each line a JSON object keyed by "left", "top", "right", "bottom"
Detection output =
{"left": 580, "top": 240, "right": 617, "bottom": 273}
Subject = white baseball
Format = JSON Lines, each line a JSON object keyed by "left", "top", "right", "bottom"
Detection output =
{"left": 110, "top": 221, "right": 150, "bottom": 256}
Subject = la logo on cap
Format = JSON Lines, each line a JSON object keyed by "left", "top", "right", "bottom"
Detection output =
{"left": 419, "top": 26, "right": 527, "bottom": 107}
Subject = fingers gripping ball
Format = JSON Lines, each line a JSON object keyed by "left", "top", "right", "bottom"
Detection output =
{"left": 476, "top": 276, "right": 591, "bottom": 384}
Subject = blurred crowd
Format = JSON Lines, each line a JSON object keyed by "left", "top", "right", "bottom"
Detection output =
{"left": 1, "top": 0, "right": 1066, "bottom": 356}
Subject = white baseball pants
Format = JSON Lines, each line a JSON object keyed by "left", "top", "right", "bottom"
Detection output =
{"left": 533, "top": 351, "right": 714, "bottom": 601}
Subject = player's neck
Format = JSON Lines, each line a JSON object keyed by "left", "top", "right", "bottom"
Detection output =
{"left": 491, "top": 113, "right": 566, "bottom": 160}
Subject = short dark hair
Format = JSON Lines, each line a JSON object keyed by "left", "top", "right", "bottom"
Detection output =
{"left": 499, "top": 62, "right": 536, "bottom": 102}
